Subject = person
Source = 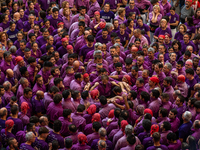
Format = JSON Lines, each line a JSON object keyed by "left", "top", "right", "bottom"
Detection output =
{"left": 179, "top": 111, "right": 193, "bottom": 142}
{"left": 20, "top": 132, "right": 36, "bottom": 150}
{"left": 180, "top": 0, "right": 194, "bottom": 23}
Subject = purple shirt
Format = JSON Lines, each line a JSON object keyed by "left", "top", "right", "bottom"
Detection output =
{"left": 38, "top": 69, "right": 51, "bottom": 84}
{"left": 87, "top": 132, "right": 100, "bottom": 146}
{"left": 7, "top": 117, "right": 23, "bottom": 135}
{"left": 48, "top": 16, "right": 63, "bottom": 29}
{"left": 87, "top": 1, "right": 101, "bottom": 18}
{"left": 148, "top": 98, "right": 162, "bottom": 117}
{"left": 33, "top": 138, "right": 49, "bottom": 150}
{"left": 71, "top": 143, "right": 91, "bottom": 150}
{"left": 58, "top": 117, "right": 72, "bottom": 137}
{"left": 154, "top": 27, "right": 172, "bottom": 38}
{"left": 47, "top": 102, "right": 63, "bottom": 121}
{"left": 91, "top": 139, "right": 113, "bottom": 150}
{"left": 19, "top": 96, "right": 32, "bottom": 117}
{"left": 62, "top": 98, "right": 76, "bottom": 113}
{"left": 71, "top": 14, "right": 90, "bottom": 27}
{"left": 32, "top": 83, "right": 46, "bottom": 96}
{"left": 147, "top": 145, "right": 168, "bottom": 150}
{"left": 0, "top": 60, "right": 14, "bottom": 73}
{"left": 96, "top": 81, "right": 113, "bottom": 97}
{"left": 159, "top": 1, "right": 171, "bottom": 15}
{"left": 46, "top": 131, "right": 64, "bottom": 148}
{"left": 20, "top": 143, "right": 35, "bottom": 150}
{"left": 163, "top": 86, "right": 174, "bottom": 103}
{"left": 99, "top": 103, "right": 116, "bottom": 120}
{"left": 168, "top": 139, "right": 182, "bottom": 150}
{"left": 149, "top": 12, "right": 162, "bottom": 26}
{"left": 71, "top": 112, "right": 86, "bottom": 132}
{"left": 43, "top": 92, "right": 53, "bottom": 110}
{"left": 174, "top": 32, "right": 184, "bottom": 41}
{"left": 70, "top": 79, "right": 83, "bottom": 93}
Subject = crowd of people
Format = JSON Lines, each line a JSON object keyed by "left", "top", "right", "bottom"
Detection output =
{"left": 0, "top": 0, "right": 200, "bottom": 149}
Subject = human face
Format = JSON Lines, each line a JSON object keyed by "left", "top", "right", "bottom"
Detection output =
{"left": 168, "top": 111, "right": 175, "bottom": 119}
{"left": 153, "top": 7, "right": 159, "bottom": 13}
{"left": 168, "top": 48, "right": 174, "bottom": 54}
{"left": 159, "top": 45, "right": 165, "bottom": 53}
{"left": 196, "top": 67, "right": 200, "bottom": 76}
{"left": 175, "top": 97, "right": 181, "bottom": 106}
{"left": 54, "top": 68, "right": 60, "bottom": 76}
{"left": 48, "top": 37, "right": 54, "bottom": 45}
{"left": 20, "top": 42, "right": 26, "bottom": 50}
{"left": 1, "top": 33, "right": 7, "bottom": 41}
{"left": 193, "top": 58, "right": 199, "bottom": 67}
{"left": 96, "top": 65, "right": 103, "bottom": 72}
{"left": 4, "top": 15, "right": 9, "bottom": 22}
{"left": 113, "top": 57, "right": 119, "bottom": 64}
{"left": 0, "top": 88, "right": 5, "bottom": 96}
{"left": 142, "top": 71, "right": 148, "bottom": 78}
{"left": 32, "top": 43, "right": 38, "bottom": 51}
{"left": 29, "top": 16, "right": 35, "bottom": 23}
{"left": 170, "top": 9, "right": 175, "bottom": 15}
{"left": 160, "top": 21, "right": 167, "bottom": 28}
{"left": 176, "top": 64, "right": 182, "bottom": 70}
{"left": 94, "top": 14, "right": 100, "bottom": 20}
{"left": 170, "top": 53, "right": 176, "bottom": 61}
{"left": 68, "top": 58, "right": 74, "bottom": 64}
{"left": 104, "top": 4, "right": 110, "bottom": 12}
{"left": 45, "top": 21, "right": 50, "bottom": 28}
{"left": 24, "top": 71, "right": 29, "bottom": 78}
{"left": 136, "top": 80, "right": 142, "bottom": 88}
{"left": 148, "top": 51, "right": 154, "bottom": 59}
{"left": 173, "top": 43, "right": 179, "bottom": 50}
{"left": 18, "top": 59, "right": 25, "bottom": 67}
{"left": 54, "top": 52, "right": 60, "bottom": 61}
{"left": 49, "top": 57, "right": 55, "bottom": 65}
{"left": 122, "top": 76, "right": 128, "bottom": 83}
{"left": 88, "top": 41, "right": 93, "bottom": 47}
{"left": 80, "top": 9, "right": 86, "bottom": 16}
{"left": 114, "top": 20, "right": 119, "bottom": 28}
{"left": 116, "top": 67, "right": 122, "bottom": 73}
{"left": 158, "top": 54, "right": 164, "bottom": 62}
{"left": 26, "top": 91, "right": 33, "bottom": 99}
{"left": 154, "top": 64, "right": 160, "bottom": 73}
{"left": 102, "top": 31, "right": 108, "bottom": 39}
{"left": 163, "top": 80, "right": 169, "bottom": 87}
{"left": 37, "top": 77, "right": 44, "bottom": 86}
{"left": 48, "top": 47, "right": 54, "bottom": 54}
{"left": 102, "top": 79, "right": 108, "bottom": 85}
{"left": 137, "top": 57, "right": 143, "bottom": 66}
{"left": 102, "top": 44, "right": 106, "bottom": 51}
{"left": 19, "top": 9, "right": 24, "bottom": 16}
{"left": 179, "top": 25, "right": 185, "bottom": 33}
{"left": 183, "top": 35, "right": 189, "bottom": 43}
{"left": 135, "top": 41, "right": 141, "bottom": 48}
{"left": 115, "top": 39, "right": 121, "bottom": 45}
{"left": 137, "top": 19, "right": 143, "bottom": 26}
{"left": 148, "top": 79, "right": 154, "bottom": 86}
{"left": 10, "top": 24, "right": 16, "bottom": 31}
{"left": 24, "top": 51, "right": 31, "bottom": 58}
{"left": 6, "top": 54, "right": 12, "bottom": 62}
{"left": 12, "top": 139, "right": 18, "bottom": 149}
{"left": 53, "top": 11, "right": 59, "bottom": 19}
{"left": 17, "top": 33, "right": 23, "bottom": 41}
{"left": 158, "top": 37, "right": 164, "bottom": 43}
{"left": 185, "top": 63, "right": 192, "bottom": 69}
{"left": 129, "top": 0, "right": 135, "bottom": 8}
{"left": 131, "top": 69, "right": 137, "bottom": 76}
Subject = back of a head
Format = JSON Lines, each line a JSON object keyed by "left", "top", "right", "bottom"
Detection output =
{"left": 92, "top": 122, "right": 102, "bottom": 132}
{"left": 69, "top": 124, "right": 77, "bottom": 133}
{"left": 142, "top": 119, "right": 152, "bottom": 131}
{"left": 114, "top": 108, "right": 121, "bottom": 118}
{"left": 77, "top": 104, "right": 85, "bottom": 113}
{"left": 53, "top": 120, "right": 62, "bottom": 132}
{"left": 152, "top": 132, "right": 161, "bottom": 142}
{"left": 99, "top": 95, "right": 107, "bottom": 105}
{"left": 98, "top": 127, "right": 106, "bottom": 137}
{"left": 135, "top": 144, "right": 144, "bottom": 150}
{"left": 127, "top": 134, "right": 136, "bottom": 146}
{"left": 65, "top": 138, "right": 73, "bottom": 149}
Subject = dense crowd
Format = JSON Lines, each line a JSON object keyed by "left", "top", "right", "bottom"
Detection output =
{"left": 0, "top": 0, "right": 200, "bottom": 149}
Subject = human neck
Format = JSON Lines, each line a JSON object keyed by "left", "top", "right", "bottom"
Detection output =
{"left": 1, "top": 116, "right": 6, "bottom": 120}
{"left": 154, "top": 142, "right": 161, "bottom": 146}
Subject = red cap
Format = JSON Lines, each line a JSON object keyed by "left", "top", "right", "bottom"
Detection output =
{"left": 78, "top": 134, "right": 88, "bottom": 145}
{"left": 158, "top": 35, "right": 165, "bottom": 39}
{"left": 67, "top": 45, "right": 73, "bottom": 50}
{"left": 5, "top": 120, "right": 14, "bottom": 135}
{"left": 91, "top": 89, "right": 99, "bottom": 99}
{"left": 61, "top": 38, "right": 68, "bottom": 42}
{"left": 186, "top": 0, "right": 192, "bottom": 2}
{"left": 150, "top": 76, "right": 159, "bottom": 83}
{"left": 123, "top": 75, "right": 132, "bottom": 85}
{"left": 150, "top": 124, "right": 159, "bottom": 135}
{"left": 94, "top": 11, "right": 100, "bottom": 15}
{"left": 83, "top": 73, "right": 89, "bottom": 79}
{"left": 99, "top": 22, "right": 106, "bottom": 29}
{"left": 21, "top": 102, "right": 29, "bottom": 114}
{"left": 144, "top": 108, "right": 153, "bottom": 116}
{"left": 57, "top": 22, "right": 64, "bottom": 26}
{"left": 91, "top": 113, "right": 101, "bottom": 123}
{"left": 131, "top": 47, "right": 138, "bottom": 52}
{"left": 121, "top": 120, "right": 128, "bottom": 132}
{"left": 108, "top": 109, "right": 114, "bottom": 118}
{"left": 186, "top": 61, "right": 193, "bottom": 65}
{"left": 87, "top": 104, "right": 96, "bottom": 115}
{"left": 178, "top": 75, "right": 185, "bottom": 82}
{"left": 15, "top": 56, "right": 23, "bottom": 64}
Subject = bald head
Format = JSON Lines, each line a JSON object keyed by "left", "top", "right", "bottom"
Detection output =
{"left": 13, "top": 12, "right": 20, "bottom": 21}
{"left": 3, "top": 81, "right": 11, "bottom": 91}
{"left": 194, "top": 83, "right": 200, "bottom": 91}
{"left": 73, "top": 60, "right": 80, "bottom": 69}
{"left": 36, "top": 90, "right": 44, "bottom": 99}
{"left": 6, "top": 69, "right": 14, "bottom": 78}
{"left": 0, "top": 107, "right": 7, "bottom": 117}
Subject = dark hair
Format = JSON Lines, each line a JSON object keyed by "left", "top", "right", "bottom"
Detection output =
{"left": 63, "top": 109, "right": 72, "bottom": 118}
{"left": 140, "top": 91, "right": 150, "bottom": 102}
{"left": 24, "top": 87, "right": 32, "bottom": 95}
{"left": 187, "top": 16, "right": 194, "bottom": 26}
{"left": 53, "top": 94, "right": 62, "bottom": 104}
{"left": 54, "top": 78, "right": 63, "bottom": 86}
{"left": 27, "top": 123, "right": 35, "bottom": 131}
{"left": 142, "top": 119, "right": 152, "bottom": 131}
{"left": 38, "top": 127, "right": 49, "bottom": 135}
{"left": 186, "top": 68, "right": 194, "bottom": 75}
{"left": 65, "top": 138, "right": 73, "bottom": 149}
{"left": 172, "top": 40, "right": 182, "bottom": 51}
{"left": 167, "top": 132, "right": 177, "bottom": 141}
{"left": 162, "top": 121, "right": 171, "bottom": 131}
{"left": 28, "top": 57, "right": 36, "bottom": 64}
{"left": 11, "top": 105, "right": 18, "bottom": 115}
{"left": 49, "top": 86, "right": 60, "bottom": 94}
{"left": 120, "top": 110, "right": 129, "bottom": 120}
{"left": 164, "top": 77, "right": 172, "bottom": 85}
{"left": 152, "top": 132, "right": 161, "bottom": 142}
{"left": 170, "top": 108, "right": 178, "bottom": 115}
{"left": 177, "top": 60, "right": 184, "bottom": 66}
{"left": 81, "top": 91, "right": 89, "bottom": 100}
{"left": 29, "top": 116, "right": 39, "bottom": 124}
{"left": 184, "top": 50, "right": 192, "bottom": 57}
{"left": 62, "top": 90, "right": 71, "bottom": 99}
{"left": 151, "top": 89, "right": 160, "bottom": 98}
{"left": 159, "top": 108, "right": 168, "bottom": 117}
{"left": 127, "top": 134, "right": 136, "bottom": 145}
{"left": 99, "top": 95, "right": 107, "bottom": 105}
{"left": 194, "top": 101, "right": 200, "bottom": 109}
{"left": 114, "top": 108, "right": 121, "bottom": 118}
{"left": 74, "top": 73, "right": 82, "bottom": 80}
{"left": 72, "top": 91, "right": 80, "bottom": 100}
{"left": 92, "top": 122, "right": 101, "bottom": 132}
{"left": 68, "top": 124, "right": 77, "bottom": 133}
{"left": 77, "top": 104, "right": 85, "bottom": 112}
{"left": 53, "top": 120, "right": 62, "bottom": 132}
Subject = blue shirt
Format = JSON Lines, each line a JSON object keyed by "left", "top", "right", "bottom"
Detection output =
{"left": 179, "top": 121, "right": 193, "bottom": 142}
{"left": 6, "top": 29, "right": 19, "bottom": 43}
{"left": 100, "top": 10, "right": 115, "bottom": 22}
